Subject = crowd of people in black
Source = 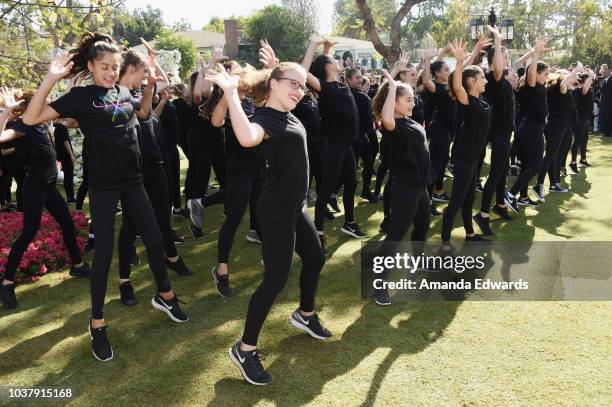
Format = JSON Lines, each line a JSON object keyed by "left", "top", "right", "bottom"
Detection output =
{"left": 0, "top": 27, "right": 611, "bottom": 385}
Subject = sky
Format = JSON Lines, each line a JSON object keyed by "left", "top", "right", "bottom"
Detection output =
{"left": 124, "top": 0, "right": 335, "bottom": 35}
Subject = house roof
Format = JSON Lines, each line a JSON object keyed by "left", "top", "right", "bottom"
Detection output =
{"left": 326, "top": 36, "right": 375, "bottom": 50}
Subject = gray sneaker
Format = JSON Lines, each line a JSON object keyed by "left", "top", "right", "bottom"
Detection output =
{"left": 187, "top": 198, "right": 205, "bottom": 229}
{"left": 246, "top": 230, "right": 261, "bottom": 244}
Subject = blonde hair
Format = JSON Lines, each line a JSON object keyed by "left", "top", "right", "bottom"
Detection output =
{"left": 239, "top": 62, "right": 306, "bottom": 105}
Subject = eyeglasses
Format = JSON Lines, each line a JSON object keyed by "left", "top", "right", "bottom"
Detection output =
{"left": 276, "top": 77, "right": 307, "bottom": 92}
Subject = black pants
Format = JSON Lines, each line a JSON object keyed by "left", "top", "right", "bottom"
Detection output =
{"left": 4, "top": 176, "right": 82, "bottom": 281}
{"left": 537, "top": 122, "right": 565, "bottom": 185}
{"left": 428, "top": 121, "right": 451, "bottom": 194}
{"left": 601, "top": 105, "right": 611, "bottom": 137}
{"left": 185, "top": 134, "right": 227, "bottom": 200}
{"left": 0, "top": 169, "right": 11, "bottom": 205}
{"left": 480, "top": 130, "right": 512, "bottom": 213}
{"left": 89, "top": 183, "right": 170, "bottom": 319}
{"left": 60, "top": 160, "right": 74, "bottom": 200}
{"left": 217, "top": 170, "right": 263, "bottom": 263}
{"left": 353, "top": 134, "right": 376, "bottom": 192}
{"left": 558, "top": 124, "right": 574, "bottom": 170}
{"left": 509, "top": 122, "right": 545, "bottom": 196}
{"left": 314, "top": 140, "right": 357, "bottom": 230}
{"left": 3, "top": 166, "right": 25, "bottom": 211}
{"left": 571, "top": 119, "right": 589, "bottom": 162}
{"left": 242, "top": 208, "right": 325, "bottom": 346}
{"left": 168, "top": 144, "right": 181, "bottom": 209}
{"left": 374, "top": 135, "right": 390, "bottom": 196}
{"left": 307, "top": 141, "right": 323, "bottom": 194}
{"left": 441, "top": 158, "right": 477, "bottom": 243}
{"left": 118, "top": 164, "right": 178, "bottom": 279}
{"left": 382, "top": 168, "right": 395, "bottom": 218}
{"left": 76, "top": 161, "right": 88, "bottom": 210}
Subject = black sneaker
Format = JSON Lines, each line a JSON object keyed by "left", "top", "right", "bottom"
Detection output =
{"left": 324, "top": 208, "right": 335, "bottom": 221}
{"left": 228, "top": 341, "right": 272, "bottom": 386}
{"left": 189, "top": 223, "right": 204, "bottom": 239}
{"left": 327, "top": 195, "right": 340, "bottom": 213}
{"left": 89, "top": 324, "right": 113, "bottom": 361}
{"left": 503, "top": 192, "right": 520, "bottom": 214}
{"left": 85, "top": 238, "right": 95, "bottom": 252}
{"left": 187, "top": 198, "right": 205, "bottom": 229}
{"left": 0, "top": 283, "right": 17, "bottom": 309}
{"left": 432, "top": 192, "right": 451, "bottom": 203}
{"left": 373, "top": 288, "right": 391, "bottom": 306}
{"left": 130, "top": 248, "right": 140, "bottom": 267}
{"left": 473, "top": 214, "right": 494, "bottom": 236}
{"left": 508, "top": 166, "right": 520, "bottom": 177}
{"left": 66, "top": 197, "right": 77, "bottom": 205}
{"left": 172, "top": 207, "right": 188, "bottom": 218}
{"left": 167, "top": 257, "right": 193, "bottom": 277}
{"left": 288, "top": 309, "right": 332, "bottom": 339}
{"left": 69, "top": 262, "right": 91, "bottom": 278}
{"left": 549, "top": 184, "right": 569, "bottom": 193}
{"left": 559, "top": 167, "right": 567, "bottom": 177}
{"left": 569, "top": 162, "right": 580, "bottom": 174}
{"left": 151, "top": 294, "right": 189, "bottom": 323}
{"left": 492, "top": 205, "right": 513, "bottom": 220}
{"left": 221, "top": 208, "right": 227, "bottom": 218}
{"left": 579, "top": 159, "right": 591, "bottom": 167}
{"left": 173, "top": 234, "right": 185, "bottom": 245}
{"left": 341, "top": 222, "right": 366, "bottom": 238}
{"left": 211, "top": 266, "right": 232, "bottom": 297}
{"left": 517, "top": 197, "right": 539, "bottom": 207}
{"left": 465, "top": 234, "right": 491, "bottom": 243}
{"left": 475, "top": 181, "right": 484, "bottom": 193}
{"left": 431, "top": 204, "right": 442, "bottom": 216}
{"left": 360, "top": 190, "right": 378, "bottom": 203}
{"left": 379, "top": 217, "right": 389, "bottom": 234}
{"left": 119, "top": 281, "right": 137, "bottom": 306}
{"left": 532, "top": 184, "right": 546, "bottom": 203}
{"left": 319, "top": 234, "right": 328, "bottom": 256}
{"left": 246, "top": 229, "right": 261, "bottom": 244}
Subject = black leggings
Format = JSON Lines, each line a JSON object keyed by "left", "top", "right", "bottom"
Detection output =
{"left": 374, "top": 136, "right": 390, "bottom": 195}
{"left": 354, "top": 134, "right": 376, "bottom": 192}
{"left": 0, "top": 169, "right": 11, "bottom": 205}
{"left": 118, "top": 164, "right": 178, "bottom": 279}
{"left": 314, "top": 140, "right": 357, "bottom": 230}
{"left": 571, "top": 119, "right": 589, "bottom": 162}
{"left": 441, "top": 158, "right": 477, "bottom": 243}
{"left": 168, "top": 145, "right": 181, "bottom": 209}
{"left": 480, "top": 131, "right": 512, "bottom": 213}
{"left": 428, "top": 121, "right": 451, "bottom": 194}
{"left": 241, "top": 208, "right": 325, "bottom": 346}
{"left": 307, "top": 141, "right": 323, "bottom": 194}
{"left": 217, "top": 169, "right": 263, "bottom": 264}
{"left": 4, "top": 177, "right": 82, "bottom": 281}
{"left": 509, "top": 122, "right": 545, "bottom": 196}
{"left": 185, "top": 134, "right": 227, "bottom": 200}
{"left": 537, "top": 122, "right": 565, "bottom": 185}
{"left": 76, "top": 161, "right": 88, "bottom": 210}
{"left": 60, "top": 160, "right": 74, "bottom": 200}
{"left": 558, "top": 125, "right": 574, "bottom": 171}
{"left": 89, "top": 183, "right": 170, "bottom": 319}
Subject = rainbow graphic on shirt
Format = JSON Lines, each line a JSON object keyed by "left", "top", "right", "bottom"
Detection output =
{"left": 92, "top": 94, "right": 133, "bottom": 123}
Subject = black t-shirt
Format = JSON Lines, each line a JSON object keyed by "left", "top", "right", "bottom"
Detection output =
{"left": 173, "top": 97, "right": 192, "bottom": 146}
{"left": 350, "top": 87, "right": 374, "bottom": 136}
{"left": 224, "top": 98, "right": 265, "bottom": 180}
{"left": 318, "top": 81, "right": 359, "bottom": 144}
{"left": 546, "top": 85, "right": 573, "bottom": 128}
{"left": 158, "top": 100, "right": 180, "bottom": 146}
{"left": 387, "top": 117, "right": 432, "bottom": 187}
{"left": 188, "top": 100, "right": 224, "bottom": 152}
{"left": 9, "top": 119, "right": 57, "bottom": 183}
{"left": 53, "top": 122, "right": 72, "bottom": 162}
{"left": 484, "top": 71, "right": 515, "bottom": 133}
{"left": 49, "top": 85, "right": 141, "bottom": 190}
{"left": 368, "top": 83, "right": 379, "bottom": 99}
{"left": 292, "top": 95, "right": 321, "bottom": 143}
{"left": 427, "top": 82, "right": 456, "bottom": 131}
{"left": 252, "top": 107, "right": 309, "bottom": 222}
{"left": 572, "top": 88, "right": 594, "bottom": 120}
{"left": 454, "top": 96, "right": 492, "bottom": 161}
{"left": 411, "top": 94, "right": 425, "bottom": 125}
{"left": 518, "top": 83, "right": 548, "bottom": 126}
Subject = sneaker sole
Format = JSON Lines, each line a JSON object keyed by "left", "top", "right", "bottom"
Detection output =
{"left": 88, "top": 325, "right": 113, "bottom": 362}
{"left": 473, "top": 216, "right": 494, "bottom": 236}
{"left": 188, "top": 203, "right": 204, "bottom": 229}
{"left": 431, "top": 197, "right": 450, "bottom": 203}
{"left": 373, "top": 297, "right": 391, "bottom": 306}
{"left": 150, "top": 298, "right": 189, "bottom": 323}
{"left": 503, "top": 196, "right": 520, "bottom": 214}
{"left": 120, "top": 299, "right": 138, "bottom": 306}
{"left": 549, "top": 189, "right": 568, "bottom": 193}
{"left": 246, "top": 235, "right": 262, "bottom": 244}
{"left": 288, "top": 315, "right": 331, "bottom": 340}
{"left": 341, "top": 227, "right": 366, "bottom": 239}
{"left": 211, "top": 267, "right": 231, "bottom": 298}
{"left": 531, "top": 187, "right": 546, "bottom": 203}
{"left": 228, "top": 346, "right": 270, "bottom": 386}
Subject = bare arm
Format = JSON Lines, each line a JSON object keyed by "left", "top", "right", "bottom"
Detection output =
{"left": 450, "top": 39, "right": 469, "bottom": 105}
{"left": 487, "top": 25, "right": 504, "bottom": 81}
{"left": 527, "top": 39, "right": 548, "bottom": 88}
{"left": 389, "top": 51, "right": 409, "bottom": 79}
{"left": 421, "top": 57, "right": 436, "bottom": 93}
{"left": 582, "top": 70, "right": 595, "bottom": 95}
{"left": 302, "top": 38, "right": 324, "bottom": 92}
{"left": 464, "top": 36, "right": 491, "bottom": 66}
{"left": 560, "top": 68, "right": 580, "bottom": 94}
{"left": 211, "top": 96, "right": 227, "bottom": 128}
{"left": 136, "top": 73, "right": 159, "bottom": 120}
{"left": 380, "top": 70, "right": 398, "bottom": 131}
{"left": 515, "top": 49, "right": 534, "bottom": 70}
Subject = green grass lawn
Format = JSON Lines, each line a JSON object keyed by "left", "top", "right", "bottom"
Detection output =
{"left": 1, "top": 135, "right": 611, "bottom": 406}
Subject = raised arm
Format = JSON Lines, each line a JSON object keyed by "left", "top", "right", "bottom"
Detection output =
{"left": 200, "top": 43, "right": 226, "bottom": 99}
{"left": 136, "top": 69, "right": 161, "bottom": 120}
{"left": 302, "top": 38, "right": 324, "bottom": 93}
{"left": 464, "top": 35, "right": 491, "bottom": 66}
{"left": 380, "top": 70, "right": 398, "bottom": 131}
{"left": 450, "top": 39, "right": 469, "bottom": 105}
{"left": 487, "top": 25, "right": 504, "bottom": 81}
{"left": 582, "top": 68, "right": 595, "bottom": 95}
{"left": 515, "top": 49, "right": 534, "bottom": 71}
{"left": 192, "top": 60, "right": 207, "bottom": 106}
{"left": 141, "top": 39, "right": 170, "bottom": 92}
{"left": 389, "top": 51, "right": 409, "bottom": 79}
{"left": 420, "top": 52, "right": 437, "bottom": 93}
{"left": 259, "top": 39, "right": 278, "bottom": 69}
{"left": 206, "top": 69, "right": 265, "bottom": 147}
{"left": 527, "top": 38, "right": 548, "bottom": 88}
{"left": 560, "top": 68, "right": 580, "bottom": 94}
{"left": 211, "top": 95, "right": 227, "bottom": 128}
{"left": 23, "top": 54, "right": 73, "bottom": 125}
{"left": 0, "top": 88, "right": 24, "bottom": 143}
{"left": 154, "top": 89, "right": 170, "bottom": 117}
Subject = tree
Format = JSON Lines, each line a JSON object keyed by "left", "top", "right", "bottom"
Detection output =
{"left": 114, "top": 5, "right": 165, "bottom": 47}
{"left": 170, "top": 19, "right": 192, "bottom": 33}
{"left": 243, "top": 5, "right": 314, "bottom": 62}
{"left": 202, "top": 16, "right": 248, "bottom": 33}
{"left": 281, "top": 0, "right": 319, "bottom": 34}
{"left": 333, "top": 0, "right": 397, "bottom": 39}
{"left": 155, "top": 30, "right": 198, "bottom": 80}
{"left": 355, "top": 0, "right": 428, "bottom": 64}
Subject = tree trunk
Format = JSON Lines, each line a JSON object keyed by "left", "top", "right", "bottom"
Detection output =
{"left": 355, "top": 0, "right": 427, "bottom": 65}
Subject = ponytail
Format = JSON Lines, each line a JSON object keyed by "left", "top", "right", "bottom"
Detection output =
{"left": 69, "top": 32, "right": 120, "bottom": 78}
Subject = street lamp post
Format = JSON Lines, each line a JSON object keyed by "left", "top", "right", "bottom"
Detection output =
{"left": 470, "top": 8, "right": 514, "bottom": 44}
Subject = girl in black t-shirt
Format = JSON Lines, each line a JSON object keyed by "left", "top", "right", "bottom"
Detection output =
{"left": 570, "top": 71, "right": 596, "bottom": 171}
{"left": 0, "top": 88, "right": 90, "bottom": 311}
{"left": 206, "top": 62, "right": 331, "bottom": 386}
{"left": 370, "top": 72, "right": 433, "bottom": 305}
{"left": 440, "top": 39, "right": 492, "bottom": 248}
{"left": 303, "top": 38, "right": 366, "bottom": 248}
{"left": 53, "top": 120, "right": 76, "bottom": 203}
{"left": 504, "top": 39, "right": 550, "bottom": 213}
{"left": 22, "top": 32, "right": 188, "bottom": 362}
